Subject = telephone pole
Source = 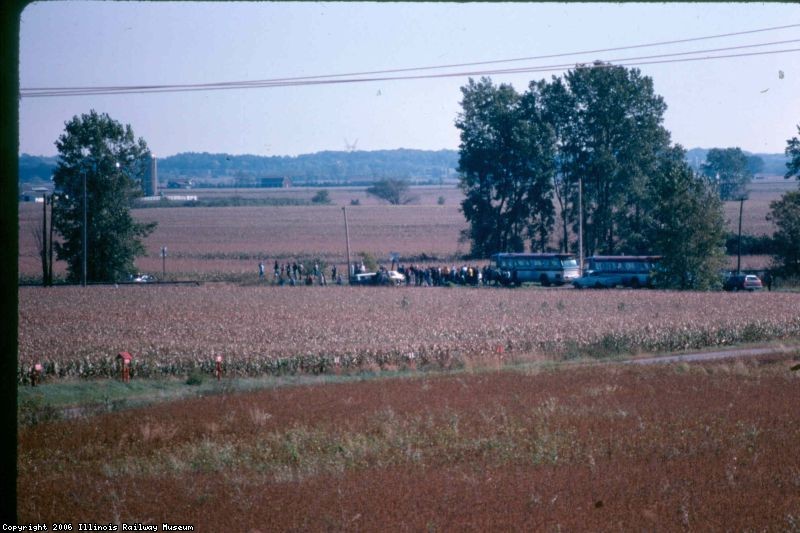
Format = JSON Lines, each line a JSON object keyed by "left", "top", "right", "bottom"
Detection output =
{"left": 737, "top": 196, "right": 745, "bottom": 275}
{"left": 342, "top": 206, "right": 352, "bottom": 281}
{"left": 578, "top": 176, "right": 584, "bottom": 275}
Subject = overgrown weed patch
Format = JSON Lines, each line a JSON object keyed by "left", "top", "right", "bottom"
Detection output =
{"left": 18, "top": 355, "right": 800, "bottom": 529}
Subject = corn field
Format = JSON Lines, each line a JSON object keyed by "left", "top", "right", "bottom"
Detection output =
{"left": 18, "top": 284, "right": 800, "bottom": 383}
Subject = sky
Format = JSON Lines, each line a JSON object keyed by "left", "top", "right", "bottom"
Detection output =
{"left": 18, "top": 1, "right": 800, "bottom": 158}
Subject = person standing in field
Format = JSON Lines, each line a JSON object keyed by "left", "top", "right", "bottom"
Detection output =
{"left": 258, "top": 262, "right": 265, "bottom": 279}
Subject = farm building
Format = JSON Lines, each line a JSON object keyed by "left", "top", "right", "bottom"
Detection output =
{"left": 260, "top": 177, "right": 292, "bottom": 188}
{"left": 143, "top": 154, "right": 159, "bottom": 196}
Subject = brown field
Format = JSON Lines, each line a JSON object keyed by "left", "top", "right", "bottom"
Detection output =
{"left": 726, "top": 176, "right": 800, "bottom": 235}
{"left": 18, "top": 187, "right": 468, "bottom": 279}
{"left": 18, "top": 178, "right": 798, "bottom": 278}
{"left": 18, "top": 284, "right": 800, "bottom": 382}
{"left": 18, "top": 356, "right": 800, "bottom": 529}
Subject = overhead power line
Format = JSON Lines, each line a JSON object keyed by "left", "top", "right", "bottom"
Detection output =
{"left": 22, "top": 45, "right": 800, "bottom": 98}
{"left": 20, "top": 23, "right": 800, "bottom": 98}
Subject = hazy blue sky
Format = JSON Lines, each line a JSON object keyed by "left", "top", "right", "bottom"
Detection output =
{"left": 18, "top": 2, "right": 800, "bottom": 158}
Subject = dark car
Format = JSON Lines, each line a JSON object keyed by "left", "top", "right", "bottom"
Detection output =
{"left": 723, "top": 274, "right": 763, "bottom": 292}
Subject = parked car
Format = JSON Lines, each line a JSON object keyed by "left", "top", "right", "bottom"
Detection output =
{"left": 351, "top": 272, "right": 377, "bottom": 285}
{"left": 386, "top": 270, "right": 406, "bottom": 285}
{"left": 351, "top": 270, "right": 406, "bottom": 286}
{"left": 723, "top": 274, "right": 763, "bottom": 292}
{"left": 131, "top": 274, "right": 157, "bottom": 283}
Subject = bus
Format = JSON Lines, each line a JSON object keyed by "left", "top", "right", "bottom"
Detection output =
{"left": 488, "top": 253, "right": 580, "bottom": 287}
{"left": 572, "top": 255, "right": 662, "bottom": 289}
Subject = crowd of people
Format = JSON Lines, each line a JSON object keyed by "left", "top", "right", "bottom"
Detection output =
{"left": 258, "top": 260, "right": 493, "bottom": 287}
{"left": 260, "top": 260, "right": 345, "bottom": 286}
{"left": 397, "top": 264, "right": 488, "bottom": 286}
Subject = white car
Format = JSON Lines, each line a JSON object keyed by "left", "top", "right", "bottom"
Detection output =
{"left": 352, "top": 272, "right": 377, "bottom": 285}
{"left": 387, "top": 270, "right": 406, "bottom": 285}
{"left": 351, "top": 271, "right": 405, "bottom": 286}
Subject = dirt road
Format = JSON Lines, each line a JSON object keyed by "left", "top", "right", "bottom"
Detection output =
{"left": 625, "top": 343, "right": 799, "bottom": 365}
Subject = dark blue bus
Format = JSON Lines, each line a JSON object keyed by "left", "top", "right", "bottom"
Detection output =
{"left": 573, "top": 255, "right": 662, "bottom": 289}
{"left": 489, "top": 253, "right": 580, "bottom": 287}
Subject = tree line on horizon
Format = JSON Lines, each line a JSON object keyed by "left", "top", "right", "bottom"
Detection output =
{"left": 18, "top": 146, "right": 788, "bottom": 187}
{"left": 19, "top": 149, "right": 459, "bottom": 186}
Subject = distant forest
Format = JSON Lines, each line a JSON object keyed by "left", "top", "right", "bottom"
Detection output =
{"left": 158, "top": 149, "right": 459, "bottom": 186}
{"left": 685, "top": 148, "right": 788, "bottom": 176}
{"left": 19, "top": 148, "right": 789, "bottom": 187}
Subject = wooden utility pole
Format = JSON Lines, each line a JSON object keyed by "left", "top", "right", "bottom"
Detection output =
{"left": 41, "top": 192, "right": 48, "bottom": 285}
{"left": 82, "top": 167, "right": 87, "bottom": 286}
{"left": 737, "top": 196, "right": 744, "bottom": 275}
{"left": 48, "top": 195, "right": 54, "bottom": 286}
{"left": 578, "top": 176, "right": 584, "bottom": 275}
{"left": 342, "top": 207, "right": 352, "bottom": 281}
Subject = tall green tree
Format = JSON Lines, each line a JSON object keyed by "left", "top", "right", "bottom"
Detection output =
{"left": 785, "top": 125, "right": 800, "bottom": 180}
{"left": 557, "top": 63, "right": 671, "bottom": 255}
{"left": 746, "top": 154, "right": 764, "bottom": 177}
{"left": 532, "top": 77, "right": 578, "bottom": 253}
{"left": 52, "top": 110, "right": 156, "bottom": 283}
{"left": 767, "top": 190, "right": 800, "bottom": 276}
{"left": 456, "top": 77, "right": 555, "bottom": 257}
{"left": 455, "top": 68, "right": 728, "bottom": 287}
{"left": 701, "top": 147, "right": 752, "bottom": 200}
{"left": 648, "top": 146, "right": 727, "bottom": 289}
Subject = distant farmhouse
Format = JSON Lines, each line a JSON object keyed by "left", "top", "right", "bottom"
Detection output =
{"left": 260, "top": 177, "right": 292, "bottom": 188}
{"left": 19, "top": 192, "right": 45, "bottom": 202}
{"left": 19, "top": 186, "right": 50, "bottom": 202}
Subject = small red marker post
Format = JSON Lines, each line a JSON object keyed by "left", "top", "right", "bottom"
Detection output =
{"left": 215, "top": 355, "right": 223, "bottom": 381}
{"left": 117, "top": 352, "right": 133, "bottom": 383}
{"left": 30, "top": 363, "right": 43, "bottom": 386}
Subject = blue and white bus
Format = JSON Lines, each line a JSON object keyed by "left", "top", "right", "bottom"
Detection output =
{"left": 573, "top": 255, "right": 662, "bottom": 289}
{"left": 488, "top": 253, "right": 580, "bottom": 286}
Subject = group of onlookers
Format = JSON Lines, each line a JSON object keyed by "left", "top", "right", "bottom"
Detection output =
{"left": 398, "top": 264, "right": 487, "bottom": 286}
{"left": 258, "top": 259, "right": 494, "bottom": 287}
{"left": 260, "top": 260, "right": 344, "bottom": 286}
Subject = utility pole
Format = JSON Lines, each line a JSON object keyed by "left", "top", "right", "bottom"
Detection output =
{"left": 342, "top": 206, "right": 352, "bottom": 281}
{"left": 161, "top": 246, "right": 167, "bottom": 279}
{"left": 578, "top": 176, "right": 584, "bottom": 275}
{"left": 48, "top": 193, "right": 55, "bottom": 286}
{"left": 737, "top": 196, "right": 745, "bottom": 275}
{"left": 32, "top": 186, "right": 51, "bottom": 285}
{"left": 82, "top": 166, "right": 88, "bottom": 287}
{"left": 41, "top": 191, "right": 48, "bottom": 286}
